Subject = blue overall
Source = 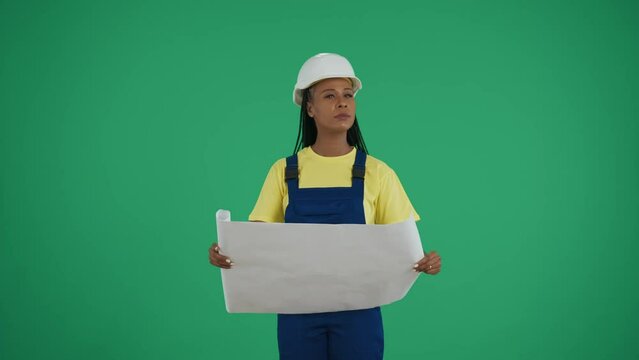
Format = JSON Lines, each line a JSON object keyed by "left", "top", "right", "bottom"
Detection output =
{"left": 277, "top": 149, "right": 384, "bottom": 360}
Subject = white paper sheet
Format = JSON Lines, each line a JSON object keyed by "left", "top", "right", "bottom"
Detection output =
{"left": 215, "top": 209, "right": 424, "bottom": 314}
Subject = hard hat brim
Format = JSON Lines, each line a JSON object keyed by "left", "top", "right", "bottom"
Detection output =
{"left": 293, "top": 76, "right": 362, "bottom": 106}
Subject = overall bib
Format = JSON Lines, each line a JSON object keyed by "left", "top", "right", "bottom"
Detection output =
{"left": 277, "top": 149, "right": 384, "bottom": 360}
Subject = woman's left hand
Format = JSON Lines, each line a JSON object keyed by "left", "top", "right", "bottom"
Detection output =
{"left": 414, "top": 251, "right": 441, "bottom": 275}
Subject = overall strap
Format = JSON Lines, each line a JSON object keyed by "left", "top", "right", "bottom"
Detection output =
{"left": 285, "top": 154, "right": 299, "bottom": 192}
{"left": 352, "top": 150, "right": 367, "bottom": 187}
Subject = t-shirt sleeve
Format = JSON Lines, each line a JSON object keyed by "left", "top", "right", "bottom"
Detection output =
{"left": 375, "top": 168, "right": 421, "bottom": 224}
{"left": 248, "top": 160, "right": 285, "bottom": 223}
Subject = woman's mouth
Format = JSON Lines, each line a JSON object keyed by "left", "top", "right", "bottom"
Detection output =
{"left": 334, "top": 113, "right": 351, "bottom": 120}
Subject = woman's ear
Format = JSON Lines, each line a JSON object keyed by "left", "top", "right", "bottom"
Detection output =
{"left": 306, "top": 102, "right": 314, "bottom": 118}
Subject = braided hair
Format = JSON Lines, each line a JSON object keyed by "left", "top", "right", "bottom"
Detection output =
{"left": 292, "top": 87, "right": 369, "bottom": 155}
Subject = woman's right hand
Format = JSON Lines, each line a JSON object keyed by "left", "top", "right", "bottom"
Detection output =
{"left": 209, "top": 242, "right": 233, "bottom": 269}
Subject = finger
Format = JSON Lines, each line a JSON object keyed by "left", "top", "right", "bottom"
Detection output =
{"left": 415, "top": 254, "right": 431, "bottom": 267}
{"left": 208, "top": 252, "right": 231, "bottom": 268}
{"left": 209, "top": 250, "right": 233, "bottom": 267}
{"left": 209, "top": 245, "right": 224, "bottom": 256}
{"left": 426, "top": 256, "right": 441, "bottom": 267}
{"left": 414, "top": 262, "right": 430, "bottom": 272}
{"left": 209, "top": 247, "right": 225, "bottom": 259}
{"left": 209, "top": 257, "right": 229, "bottom": 268}
{"left": 209, "top": 248, "right": 224, "bottom": 264}
{"left": 208, "top": 248, "right": 226, "bottom": 265}
{"left": 425, "top": 261, "right": 442, "bottom": 274}
{"left": 209, "top": 257, "right": 232, "bottom": 269}
{"left": 210, "top": 247, "right": 231, "bottom": 262}
{"left": 219, "top": 259, "right": 233, "bottom": 267}
{"left": 416, "top": 264, "right": 431, "bottom": 272}
{"left": 426, "top": 251, "right": 440, "bottom": 262}
{"left": 415, "top": 254, "right": 438, "bottom": 269}
{"left": 417, "top": 259, "right": 440, "bottom": 273}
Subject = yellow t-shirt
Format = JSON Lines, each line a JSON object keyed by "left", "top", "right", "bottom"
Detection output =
{"left": 248, "top": 146, "right": 420, "bottom": 224}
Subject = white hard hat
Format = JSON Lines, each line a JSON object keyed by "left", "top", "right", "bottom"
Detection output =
{"left": 293, "top": 53, "right": 362, "bottom": 106}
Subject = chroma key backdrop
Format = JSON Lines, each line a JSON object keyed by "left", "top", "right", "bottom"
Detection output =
{"left": 1, "top": 0, "right": 637, "bottom": 359}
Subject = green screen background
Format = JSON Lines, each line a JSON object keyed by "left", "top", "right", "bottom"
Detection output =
{"left": 1, "top": 0, "right": 637, "bottom": 359}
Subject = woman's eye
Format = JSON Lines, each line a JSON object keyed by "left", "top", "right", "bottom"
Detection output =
{"left": 324, "top": 94, "right": 353, "bottom": 99}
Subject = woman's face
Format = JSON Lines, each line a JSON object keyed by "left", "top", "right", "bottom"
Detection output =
{"left": 306, "top": 77, "right": 356, "bottom": 135}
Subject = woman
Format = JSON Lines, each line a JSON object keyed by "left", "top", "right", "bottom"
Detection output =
{"left": 209, "top": 53, "right": 442, "bottom": 360}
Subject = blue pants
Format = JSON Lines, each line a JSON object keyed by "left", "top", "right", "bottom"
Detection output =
{"left": 277, "top": 307, "right": 384, "bottom": 360}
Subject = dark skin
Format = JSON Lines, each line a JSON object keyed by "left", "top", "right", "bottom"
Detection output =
{"left": 209, "top": 77, "right": 442, "bottom": 275}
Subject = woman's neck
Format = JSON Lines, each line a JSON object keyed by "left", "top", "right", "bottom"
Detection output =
{"left": 311, "top": 135, "right": 353, "bottom": 157}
